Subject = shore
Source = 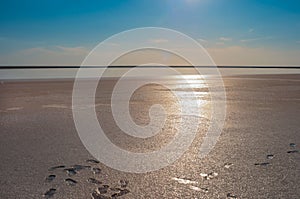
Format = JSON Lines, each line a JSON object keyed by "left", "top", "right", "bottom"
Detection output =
{"left": 0, "top": 74, "right": 299, "bottom": 198}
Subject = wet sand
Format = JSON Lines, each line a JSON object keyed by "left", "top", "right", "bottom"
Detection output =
{"left": 0, "top": 74, "right": 299, "bottom": 198}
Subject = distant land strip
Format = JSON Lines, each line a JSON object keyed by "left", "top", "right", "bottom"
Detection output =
{"left": 0, "top": 66, "right": 300, "bottom": 69}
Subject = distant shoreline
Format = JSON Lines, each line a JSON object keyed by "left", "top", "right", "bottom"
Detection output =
{"left": 1, "top": 66, "right": 300, "bottom": 69}
{"left": 1, "top": 67, "right": 299, "bottom": 80}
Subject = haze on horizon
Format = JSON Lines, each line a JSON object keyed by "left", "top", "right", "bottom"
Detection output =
{"left": 0, "top": 0, "right": 300, "bottom": 66}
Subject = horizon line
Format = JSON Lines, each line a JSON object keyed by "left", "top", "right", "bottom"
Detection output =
{"left": 0, "top": 65, "right": 300, "bottom": 69}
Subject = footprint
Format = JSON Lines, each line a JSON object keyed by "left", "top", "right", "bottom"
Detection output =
{"left": 227, "top": 193, "right": 237, "bottom": 198}
{"left": 110, "top": 187, "right": 122, "bottom": 192}
{"left": 254, "top": 162, "right": 270, "bottom": 166}
{"left": 224, "top": 163, "right": 233, "bottom": 169}
{"left": 43, "top": 188, "right": 56, "bottom": 198}
{"left": 91, "top": 190, "right": 110, "bottom": 199}
{"left": 97, "top": 185, "right": 110, "bottom": 194}
{"left": 65, "top": 178, "right": 77, "bottom": 186}
{"left": 88, "top": 178, "right": 102, "bottom": 185}
{"left": 45, "top": 175, "right": 56, "bottom": 183}
{"left": 111, "top": 189, "right": 130, "bottom": 198}
{"left": 289, "top": 143, "right": 296, "bottom": 148}
{"left": 92, "top": 167, "right": 101, "bottom": 174}
{"left": 119, "top": 180, "right": 128, "bottom": 188}
{"left": 87, "top": 159, "right": 100, "bottom": 164}
{"left": 64, "top": 168, "right": 77, "bottom": 176}
{"left": 48, "top": 165, "right": 65, "bottom": 171}
{"left": 287, "top": 150, "right": 298, "bottom": 154}
{"left": 72, "top": 164, "right": 91, "bottom": 171}
{"left": 200, "top": 172, "right": 218, "bottom": 180}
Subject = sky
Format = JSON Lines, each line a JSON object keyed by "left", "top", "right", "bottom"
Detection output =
{"left": 0, "top": 0, "right": 300, "bottom": 66}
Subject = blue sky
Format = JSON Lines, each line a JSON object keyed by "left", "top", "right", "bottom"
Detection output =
{"left": 0, "top": 0, "right": 300, "bottom": 65}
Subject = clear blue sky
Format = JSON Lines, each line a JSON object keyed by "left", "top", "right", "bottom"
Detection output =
{"left": 0, "top": 0, "right": 300, "bottom": 65}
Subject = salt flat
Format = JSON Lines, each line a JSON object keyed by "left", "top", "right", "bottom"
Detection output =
{"left": 0, "top": 74, "right": 299, "bottom": 198}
